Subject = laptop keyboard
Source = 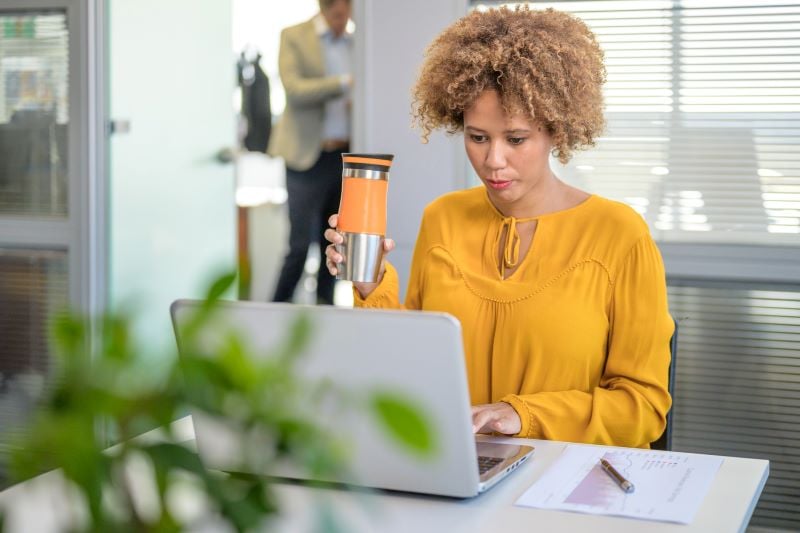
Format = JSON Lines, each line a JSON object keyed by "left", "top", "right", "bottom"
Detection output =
{"left": 477, "top": 456, "right": 504, "bottom": 475}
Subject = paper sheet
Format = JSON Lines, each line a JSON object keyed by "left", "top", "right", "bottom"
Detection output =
{"left": 516, "top": 444, "right": 723, "bottom": 524}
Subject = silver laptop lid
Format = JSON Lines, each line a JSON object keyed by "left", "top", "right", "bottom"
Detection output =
{"left": 171, "top": 300, "right": 485, "bottom": 497}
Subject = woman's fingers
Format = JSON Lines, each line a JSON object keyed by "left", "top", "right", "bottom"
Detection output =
{"left": 375, "top": 238, "right": 394, "bottom": 277}
{"left": 324, "top": 243, "right": 342, "bottom": 275}
{"left": 471, "top": 407, "right": 495, "bottom": 434}
{"left": 323, "top": 215, "right": 344, "bottom": 275}
{"left": 470, "top": 403, "right": 521, "bottom": 435}
{"left": 325, "top": 248, "right": 338, "bottom": 275}
{"left": 323, "top": 227, "right": 343, "bottom": 245}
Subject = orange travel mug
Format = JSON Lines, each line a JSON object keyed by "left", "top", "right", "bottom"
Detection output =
{"left": 335, "top": 153, "right": 394, "bottom": 282}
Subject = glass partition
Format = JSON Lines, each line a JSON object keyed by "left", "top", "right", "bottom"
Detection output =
{"left": 0, "top": 10, "right": 69, "bottom": 217}
{"left": 0, "top": 246, "right": 68, "bottom": 481}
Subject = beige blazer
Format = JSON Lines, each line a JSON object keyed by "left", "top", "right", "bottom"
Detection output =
{"left": 267, "top": 18, "right": 347, "bottom": 171}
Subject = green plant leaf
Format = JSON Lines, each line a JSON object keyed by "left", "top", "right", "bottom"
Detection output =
{"left": 51, "top": 311, "right": 85, "bottom": 355}
{"left": 369, "top": 392, "right": 436, "bottom": 457}
{"left": 143, "top": 442, "right": 206, "bottom": 478}
{"left": 205, "top": 271, "right": 237, "bottom": 304}
{"left": 275, "top": 313, "right": 313, "bottom": 363}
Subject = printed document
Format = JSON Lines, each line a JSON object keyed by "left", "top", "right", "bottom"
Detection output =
{"left": 516, "top": 444, "right": 723, "bottom": 524}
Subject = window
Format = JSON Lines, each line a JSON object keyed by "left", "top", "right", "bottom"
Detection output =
{"left": 0, "top": 4, "right": 88, "bottom": 482}
{"left": 0, "top": 248, "right": 68, "bottom": 473}
{"left": 668, "top": 280, "right": 800, "bottom": 530}
{"left": 0, "top": 10, "right": 69, "bottom": 217}
{"left": 472, "top": 0, "right": 800, "bottom": 245}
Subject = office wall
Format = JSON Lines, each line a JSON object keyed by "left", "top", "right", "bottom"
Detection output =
{"left": 353, "top": 0, "right": 468, "bottom": 299}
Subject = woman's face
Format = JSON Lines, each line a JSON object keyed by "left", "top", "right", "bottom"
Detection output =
{"left": 463, "top": 90, "right": 554, "bottom": 217}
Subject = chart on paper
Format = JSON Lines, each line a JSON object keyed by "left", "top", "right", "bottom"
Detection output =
{"left": 516, "top": 445, "right": 723, "bottom": 524}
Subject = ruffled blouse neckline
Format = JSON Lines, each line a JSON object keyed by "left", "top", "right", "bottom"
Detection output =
{"left": 483, "top": 191, "right": 596, "bottom": 278}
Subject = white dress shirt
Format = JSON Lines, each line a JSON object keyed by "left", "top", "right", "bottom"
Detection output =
{"left": 313, "top": 13, "right": 352, "bottom": 142}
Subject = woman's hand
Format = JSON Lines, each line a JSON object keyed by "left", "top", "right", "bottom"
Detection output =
{"left": 324, "top": 214, "right": 395, "bottom": 299}
{"left": 471, "top": 402, "right": 522, "bottom": 436}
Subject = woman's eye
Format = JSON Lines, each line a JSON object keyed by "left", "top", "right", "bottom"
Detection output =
{"left": 470, "top": 135, "right": 487, "bottom": 143}
{"left": 508, "top": 137, "right": 525, "bottom": 145}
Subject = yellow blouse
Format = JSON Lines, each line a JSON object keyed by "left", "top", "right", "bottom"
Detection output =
{"left": 355, "top": 187, "right": 674, "bottom": 448}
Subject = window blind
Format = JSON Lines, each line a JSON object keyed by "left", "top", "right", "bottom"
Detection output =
{"left": 0, "top": 9, "right": 73, "bottom": 482}
{"left": 0, "top": 10, "right": 69, "bottom": 217}
{"left": 475, "top": 0, "right": 800, "bottom": 245}
{"left": 0, "top": 247, "right": 68, "bottom": 479}
{"left": 668, "top": 281, "right": 800, "bottom": 531}
{"left": 0, "top": 11, "right": 69, "bottom": 124}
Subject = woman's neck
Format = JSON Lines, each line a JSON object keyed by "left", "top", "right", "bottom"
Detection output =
{"left": 494, "top": 173, "right": 571, "bottom": 219}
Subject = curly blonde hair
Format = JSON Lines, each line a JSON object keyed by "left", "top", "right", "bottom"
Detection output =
{"left": 412, "top": 6, "right": 606, "bottom": 164}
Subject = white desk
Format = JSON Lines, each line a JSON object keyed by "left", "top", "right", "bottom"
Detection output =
{"left": 0, "top": 416, "right": 769, "bottom": 533}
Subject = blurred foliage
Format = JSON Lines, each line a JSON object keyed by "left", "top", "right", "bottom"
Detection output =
{"left": 370, "top": 393, "right": 437, "bottom": 457}
{"left": 1, "top": 272, "right": 435, "bottom": 532}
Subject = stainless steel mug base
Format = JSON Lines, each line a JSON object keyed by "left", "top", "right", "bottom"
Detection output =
{"left": 334, "top": 232, "right": 384, "bottom": 283}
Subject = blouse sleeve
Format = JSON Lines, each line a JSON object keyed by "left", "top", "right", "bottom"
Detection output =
{"left": 501, "top": 235, "right": 674, "bottom": 448}
{"left": 352, "top": 261, "right": 403, "bottom": 309}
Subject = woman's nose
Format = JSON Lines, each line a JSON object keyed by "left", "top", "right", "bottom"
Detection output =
{"left": 485, "top": 141, "right": 507, "bottom": 170}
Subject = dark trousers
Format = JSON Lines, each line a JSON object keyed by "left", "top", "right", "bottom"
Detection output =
{"left": 272, "top": 148, "right": 345, "bottom": 305}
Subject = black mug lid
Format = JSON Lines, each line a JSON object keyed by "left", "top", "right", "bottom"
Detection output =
{"left": 342, "top": 153, "right": 394, "bottom": 161}
{"left": 341, "top": 153, "right": 394, "bottom": 172}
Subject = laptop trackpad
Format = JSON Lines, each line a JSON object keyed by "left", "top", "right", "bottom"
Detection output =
{"left": 476, "top": 441, "right": 534, "bottom": 488}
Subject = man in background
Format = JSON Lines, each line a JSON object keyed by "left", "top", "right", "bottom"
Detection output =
{"left": 268, "top": 0, "right": 352, "bottom": 305}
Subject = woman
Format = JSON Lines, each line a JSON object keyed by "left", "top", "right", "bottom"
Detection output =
{"left": 324, "top": 6, "right": 673, "bottom": 448}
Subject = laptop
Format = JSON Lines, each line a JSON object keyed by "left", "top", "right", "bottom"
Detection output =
{"left": 170, "top": 299, "right": 533, "bottom": 498}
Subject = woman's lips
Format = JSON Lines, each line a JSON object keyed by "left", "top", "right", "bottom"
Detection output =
{"left": 486, "top": 179, "right": 512, "bottom": 190}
